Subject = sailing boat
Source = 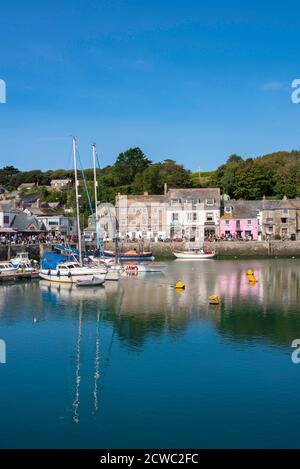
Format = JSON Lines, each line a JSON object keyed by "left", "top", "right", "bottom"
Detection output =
{"left": 39, "top": 137, "right": 107, "bottom": 285}
{"left": 87, "top": 143, "right": 120, "bottom": 280}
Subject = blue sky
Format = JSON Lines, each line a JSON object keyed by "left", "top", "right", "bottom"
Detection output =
{"left": 1, "top": 0, "right": 300, "bottom": 171}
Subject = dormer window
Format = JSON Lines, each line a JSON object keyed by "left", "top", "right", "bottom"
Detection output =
{"left": 206, "top": 198, "right": 214, "bottom": 206}
{"left": 171, "top": 199, "right": 181, "bottom": 206}
{"left": 224, "top": 206, "right": 232, "bottom": 214}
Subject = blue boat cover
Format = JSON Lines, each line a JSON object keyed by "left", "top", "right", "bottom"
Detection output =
{"left": 41, "top": 252, "right": 67, "bottom": 269}
{"left": 54, "top": 244, "right": 79, "bottom": 254}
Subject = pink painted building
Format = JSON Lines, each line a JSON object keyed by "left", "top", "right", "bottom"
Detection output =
{"left": 220, "top": 201, "right": 259, "bottom": 240}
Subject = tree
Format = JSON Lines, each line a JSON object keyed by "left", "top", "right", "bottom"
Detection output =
{"left": 132, "top": 160, "right": 192, "bottom": 194}
{"left": 112, "top": 148, "right": 151, "bottom": 185}
{"left": 0, "top": 166, "right": 20, "bottom": 187}
{"left": 274, "top": 161, "right": 300, "bottom": 198}
{"left": 233, "top": 161, "right": 273, "bottom": 199}
{"left": 226, "top": 154, "right": 243, "bottom": 164}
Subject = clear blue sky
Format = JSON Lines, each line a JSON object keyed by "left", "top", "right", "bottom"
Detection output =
{"left": 1, "top": 0, "right": 300, "bottom": 171}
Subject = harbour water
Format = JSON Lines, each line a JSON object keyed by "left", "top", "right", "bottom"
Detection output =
{"left": 0, "top": 259, "right": 300, "bottom": 448}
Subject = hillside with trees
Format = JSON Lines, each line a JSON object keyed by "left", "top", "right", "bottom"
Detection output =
{"left": 1, "top": 149, "right": 300, "bottom": 216}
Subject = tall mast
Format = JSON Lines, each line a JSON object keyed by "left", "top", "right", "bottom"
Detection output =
{"left": 92, "top": 143, "right": 98, "bottom": 239}
{"left": 72, "top": 136, "right": 82, "bottom": 265}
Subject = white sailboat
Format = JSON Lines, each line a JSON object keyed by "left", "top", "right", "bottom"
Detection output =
{"left": 173, "top": 245, "right": 215, "bottom": 259}
{"left": 88, "top": 142, "right": 120, "bottom": 281}
{"left": 39, "top": 137, "right": 107, "bottom": 285}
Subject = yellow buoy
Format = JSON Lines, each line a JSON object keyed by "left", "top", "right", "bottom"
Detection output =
{"left": 248, "top": 275, "right": 257, "bottom": 283}
{"left": 175, "top": 281, "right": 185, "bottom": 290}
{"left": 209, "top": 295, "right": 220, "bottom": 305}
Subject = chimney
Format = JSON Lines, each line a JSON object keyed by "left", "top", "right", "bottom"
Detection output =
{"left": 164, "top": 182, "right": 168, "bottom": 196}
{"left": 36, "top": 198, "right": 41, "bottom": 208}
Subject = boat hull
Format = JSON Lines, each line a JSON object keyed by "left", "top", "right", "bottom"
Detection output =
{"left": 103, "top": 250, "right": 154, "bottom": 261}
{"left": 122, "top": 263, "right": 166, "bottom": 274}
{"left": 39, "top": 269, "right": 107, "bottom": 284}
{"left": 173, "top": 252, "right": 215, "bottom": 259}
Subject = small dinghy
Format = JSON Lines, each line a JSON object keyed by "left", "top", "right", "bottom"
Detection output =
{"left": 76, "top": 276, "right": 105, "bottom": 287}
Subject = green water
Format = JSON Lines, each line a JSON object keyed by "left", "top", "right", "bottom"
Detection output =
{"left": 0, "top": 259, "right": 300, "bottom": 448}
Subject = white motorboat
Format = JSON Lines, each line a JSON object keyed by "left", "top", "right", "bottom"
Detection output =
{"left": 0, "top": 262, "right": 17, "bottom": 275}
{"left": 173, "top": 249, "right": 215, "bottom": 259}
{"left": 39, "top": 261, "right": 107, "bottom": 284}
{"left": 10, "top": 252, "right": 37, "bottom": 272}
{"left": 76, "top": 276, "right": 105, "bottom": 287}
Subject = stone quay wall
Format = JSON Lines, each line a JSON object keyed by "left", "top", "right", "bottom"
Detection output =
{"left": 95, "top": 240, "right": 300, "bottom": 258}
{"left": 1, "top": 240, "right": 300, "bottom": 262}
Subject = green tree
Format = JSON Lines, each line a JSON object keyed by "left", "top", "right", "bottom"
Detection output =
{"left": 0, "top": 166, "right": 20, "bottom": 187}
{"left": 233, "top": 161, "right": 273, "bottom": 199}
{"left": 132, "top": 160, "right": 192, "bottom": 194}
{"left": 112, "top": 147, "right": 151, "bottom": 185}
{"left": 274, "top": 161, "right": 300, "bottom": 198}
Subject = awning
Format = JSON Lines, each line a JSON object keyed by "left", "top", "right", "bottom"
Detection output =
{"left": 0, "top": 228, "right": 17, "bottom": 233}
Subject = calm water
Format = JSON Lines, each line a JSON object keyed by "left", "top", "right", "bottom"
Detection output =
{"left": 0, "top": 259, "right": 300, "bottom": 448}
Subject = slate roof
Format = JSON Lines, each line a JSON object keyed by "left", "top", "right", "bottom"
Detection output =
{"left": 17, "top": 183, "right": 36, "bottom": 190}
{"left": 222, "top": 197, "right": 300, "bottom": 219}
{"left": 167, "top": 188, "right": 221, "bottom": 210}
{"left": 10, "top": 213, "right": 43, "bottom": 232}
{"left": 27, "top": 207, "right": 64, "bottom": 216}
{"left": 116, "top": 194, "right": 168, "bottom": 205}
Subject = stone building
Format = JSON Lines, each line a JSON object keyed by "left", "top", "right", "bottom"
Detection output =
{"left": 260, "top": 196, "right": 300, "bottom": 240}
{"left": 115, "top": 192, "right": 168, "bottom": 240}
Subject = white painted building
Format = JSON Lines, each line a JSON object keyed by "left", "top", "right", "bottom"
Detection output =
{"left": 84, "top": 203, "right": 117, "bottom": 241}
{"left": 166, "top": 188, "right": 221, "bottom": 241}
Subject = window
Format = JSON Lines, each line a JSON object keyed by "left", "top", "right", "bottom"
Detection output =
{"left": 3, "top": 215, "right": 9, "bottom": 224}
{"left": 120, "top": 219, "right": 126, "bottom": 225}
{"left": 247, "top": 220, "right": 252, "bottom": 225}
{"left": 142, "top": 218, "right": 147, "bottom": 225}
{"left": 282, "top": 209, "right": 288, "bottom": 215}
{"left": 281, "top": 218, "right": 287, "bottom": 224}
{"left": 206, "top": 198, "right": 214, "bottom": 206}
{"left": 225, "top": 220, "right": 230, "bottom": 225}
{"left": 171, "top": 199, "right": 181, "bottom": 205}
{"left": 193, "top": 212, "right": 197, "bottom": 221}
{"left": 206, "top": 212, "right": 213, "bottom": 222}
{"left": 224, "top": 206, "right": 232, "bottom": 214}
{"left": 172, "top": 213, "right": 179, "bottom": 222}
{"left": 266, "top": 218, "right": 273, "bottom": 223}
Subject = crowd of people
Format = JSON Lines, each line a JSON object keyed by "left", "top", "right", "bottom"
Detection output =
{"left": 0, "top": 232, "right": 78, "bottom": 245}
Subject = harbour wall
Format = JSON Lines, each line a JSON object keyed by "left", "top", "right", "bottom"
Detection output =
{"left": 99, "top": 240, "right": 300, "bottom": 257}
{"left": 1, "top": 241, "right": 300, "bottom": 261}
